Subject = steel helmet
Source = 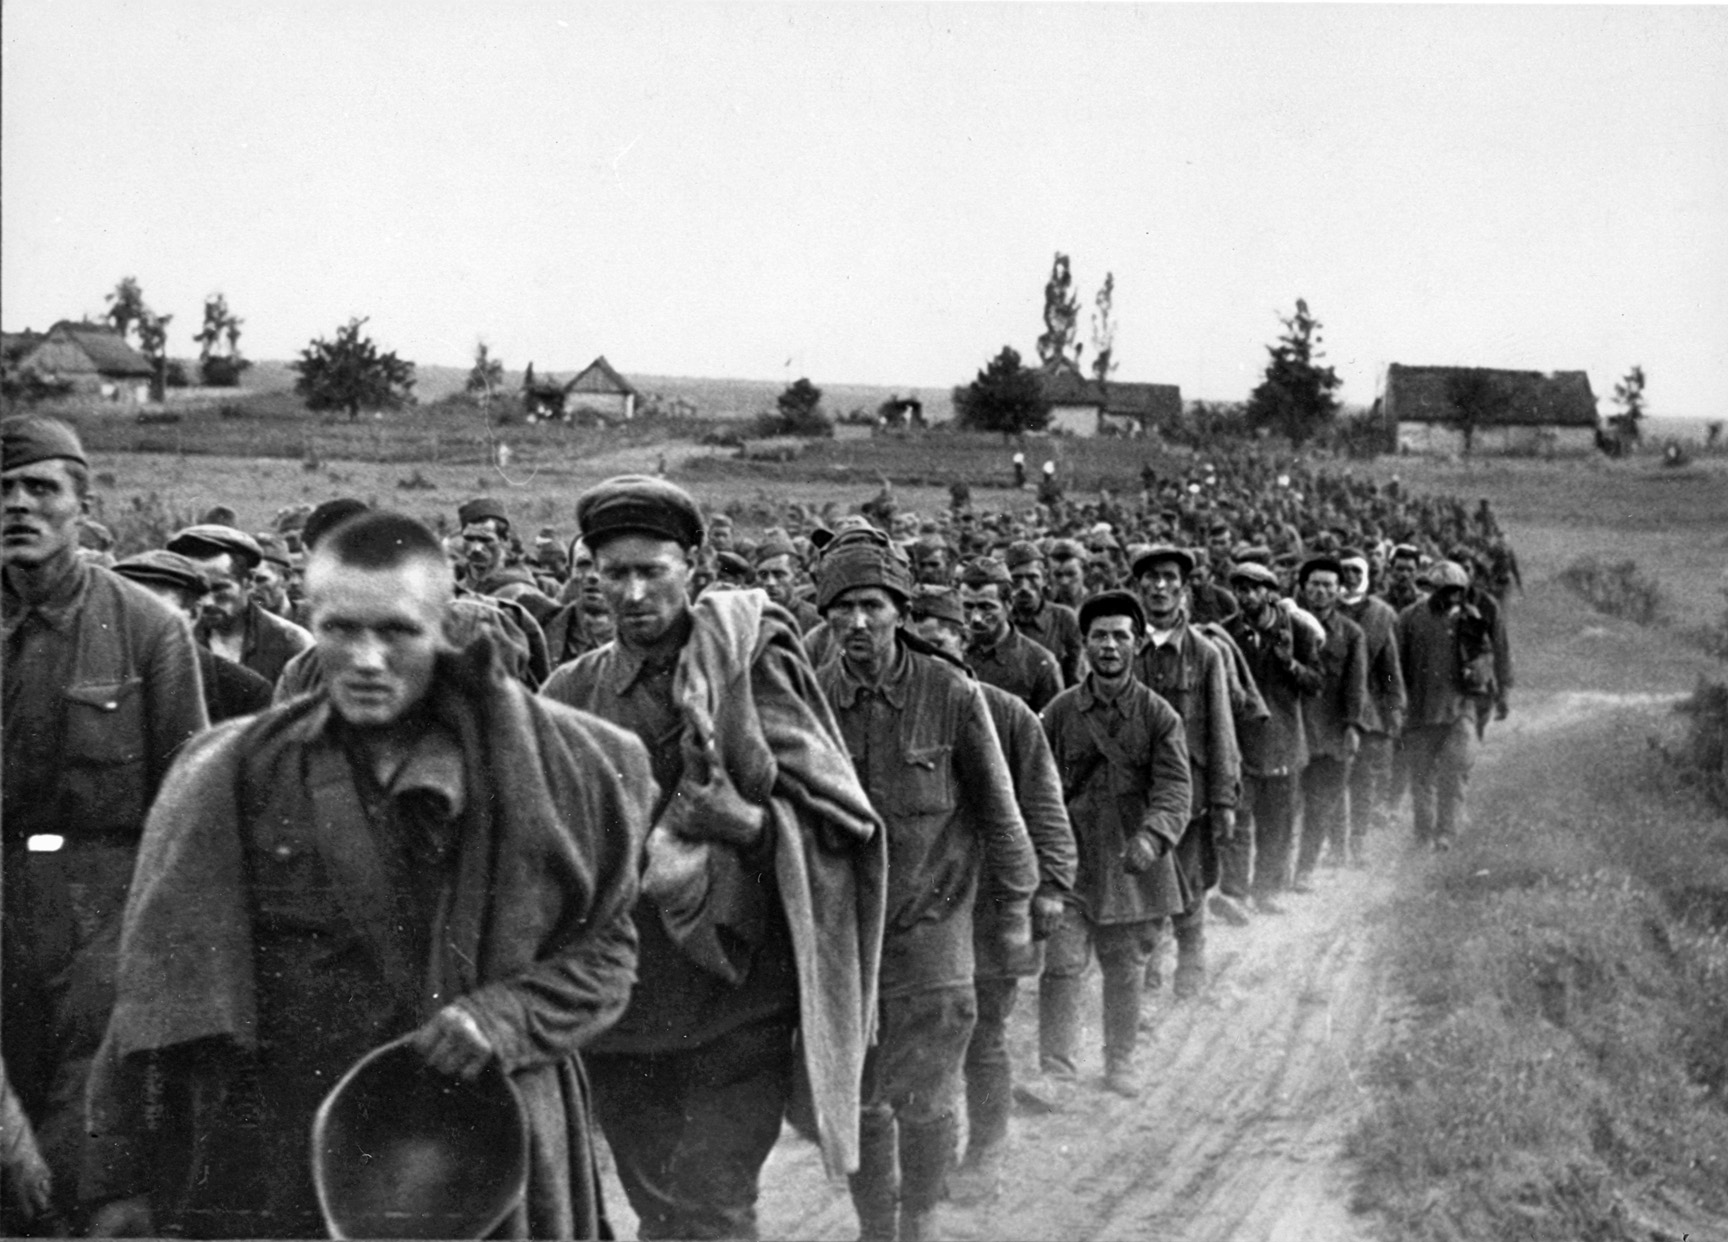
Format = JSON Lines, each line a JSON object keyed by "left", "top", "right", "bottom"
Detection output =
{"left": 311, "top": 1036, "right": 528, "bottom": 1240}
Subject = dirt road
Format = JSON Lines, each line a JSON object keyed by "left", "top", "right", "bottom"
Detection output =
{"left": 599, "top": 846, "right": 1406, "bottom": 1241}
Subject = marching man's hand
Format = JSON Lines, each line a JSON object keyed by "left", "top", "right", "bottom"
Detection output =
{"left": 410, "top": 1004, "right": 494, "bottom": 1080}
{"left": 1031, "top": 894, "right": 1067, "bottom": 940}
{"left": 1122, "top": 833, "right": 1164, "bottom": 874}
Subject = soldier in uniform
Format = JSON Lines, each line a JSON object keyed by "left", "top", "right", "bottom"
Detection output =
{"left": 1004, "top": 540, "right": 1086, "bottom": 686}
{"left": 816, "top": 530, "right": 1036, "bottom": 1242}
{"left": 167, "top": 523, "right": 314, "bottom": 686}
{"left": 1038, "top": 591, "right": 1191, "bottom": 1097}
{"left": 961, "top": 555, "right": 1062, "bottom": 713}
{"left": 2, "top": 416, "right": 209, "bottom": 1231}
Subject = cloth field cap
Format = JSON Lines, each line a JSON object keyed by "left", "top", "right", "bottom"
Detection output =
{"left": 1130, "top": 543, "right": 1196, "bottom": 580}
{"left": 575, "top": 475, "right": 704, "bottom": 551}
{"left": 909, "top": 585, "right": 965, "bottom": 627}
{"left": 1233, "top": 543, "right": 1273, "bottom": 565}
{"left": 312, "top": 1036, "right": 528, "bottom": 1241}
{"left": 302, "top": 499, "right": 370, "bottom": 551}
{"left": 1, "top": 415, "right": 88, "bottom": 470}
{"left": 1079, "top": 589, "right": 1146, "bottom": 635}
{"left": 253, "top": 532, "right": 292, "bottom": 569}
{"left": 1390, "top": 542, "right": 1422, "bottom": 562}
{"left": 1004, "top": 540, "right": 1044, "bottom": 570}
{"left": 714, "top": 550, "right": 754, "bottom": 580}
{"left": 1047, "top": 538, "right": 1086, "bottom": 561}
{"left": 112, "top": 549, "right": 209, "bottom": 596}
{"left": 1298, "top": 554, "right": 1344, "bottom": 584}
{"left": 816, "top": 527, "right": 913, "bottom": 611}
{"left": 958, "top": 555, "right": 1012, "bottom": 590}
{"left": 1426, "top": 560, "right": 1471, "bottom": 590}
{"left": 1228, "top": 562, "right": 1281, "bottom": 590}
{"left": 751, "top": 528, "right": 798, "bottom": 566}
{"left": 457, "top": 497, "right": 511, "bottom": 531}
{"left": 167, "top": 524, "right": 265, "bottom": 572}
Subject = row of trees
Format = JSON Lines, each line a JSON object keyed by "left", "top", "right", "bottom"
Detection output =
{"left": 102, "top": 277, "right": 251, "bottom": 397}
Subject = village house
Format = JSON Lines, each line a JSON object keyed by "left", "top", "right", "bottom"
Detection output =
{"left": 520, "top": 355, "right": 638, "bottom": 423}
{"left": 1381, "top": 363, "right": 1599, "bottom": 456}
{"left": 1039, "top": 370, "right": 1184, "bottom": 437}
{"left": 5, "top": 320, "right": 154, "bottom": 402}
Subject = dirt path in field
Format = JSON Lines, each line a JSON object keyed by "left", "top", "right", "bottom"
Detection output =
{"left": 595, "top": 692, "right": 1659, "bottom": 1242}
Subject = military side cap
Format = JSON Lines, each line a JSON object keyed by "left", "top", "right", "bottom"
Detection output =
{"left": 909, "top": 585, "right": 964, "bottom": 626}
{"left": 112, "top": 549, "right": 209, "bottom": 596}
{"left": 1004, "top": 540, "right": 1044, "bottom": 570}
{"left": 1130, "top": 543, "right": 1195, "bottom": 579}
{"left": 576, "top": 475, "right": 704, "bottom": 550}
{"left": 752, "top": 528, "right": 798, "bottom": 566}
{"left": 958, "top": 555, "right": 1012, "bottom": 589}
{"left": 457, "top": 497, "right": 511, "bottom": 530}
{"left": 1228, "top": 562, "right": 1281, "bottom": 590}
{"left": 1, "top": 415, "right": 88, "bottom": 470}
{"left": 1079, "top": 589, "right": 1146, "bottom": 634}
{"left": 167, "top": 524, "right": 264, "bottom": 572}
{"left": 313, "top": 1037, "right": 528, "bottom": 1241}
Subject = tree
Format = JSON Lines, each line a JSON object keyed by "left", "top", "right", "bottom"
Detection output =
{"left": 466, "top": 340, "right": 505, "bottom": 397}
{"left": 1090, "top": 272, "right": 1118, "bottom": 385}
{"left": 136, "top": 310, "right": 173, "bottom": 402}
{"left": 1244, "top": 298, "right": 1342, "bottom": 447}
{"left": 103, "top": 276, "right": 148, "bottom": 345}
{"left": 1443, "top": 369, "right": 1511, "bottom": 458}
{"left": 1036, "top": 253, "right": 1082, "bottom": 375}
{"left": 195, "top": 293, "right": 250, "bottom": 387}
{"left": 293, "top": 317, "right": 415, "bottom": 420}
{"left": 1611, "top": 365, "right": 1646, "bottom": 444}
{"left": 953, "top": 345, "right": 1050, "bottom": 435}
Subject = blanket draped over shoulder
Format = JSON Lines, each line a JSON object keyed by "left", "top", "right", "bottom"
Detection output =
{"left": 87, "top": 636, "right": 650, "bottom": 1238}
{"left": 648, "top": 589, "right": 887, "bottom": 1177}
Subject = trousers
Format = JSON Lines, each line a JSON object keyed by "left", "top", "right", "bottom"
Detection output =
{"left": 587, "top": 1013, "right": 795, "bottom": 1240}
{"left": 1297, "top": 755, "right": 1352, "bottom": 875}
{"left": 962, "top": 977, "right": 1018, "bottom": 1156}
{"left": 1348, "top": 734, "right": 1395, "bottom": 847}
{"left": 1405, "top": 719, "right": 1474, "bottom": 845}
{"left": 1244, "top": 773, "right": 1297, "bottom": 896}
{"left": 1040, "top": 913, "right": 1157, "bottom": 1074}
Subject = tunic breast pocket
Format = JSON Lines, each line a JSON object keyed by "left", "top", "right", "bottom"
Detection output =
{"left": 62, "top": 679, "right": 146, "bottom": 766}
{"left": 247, "top": 818, "right": 341, "bottom": 932}
{"left": 896, "top": 743, "right": 955, "bottom": 817}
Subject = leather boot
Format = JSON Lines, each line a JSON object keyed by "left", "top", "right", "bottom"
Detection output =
{"left": 897, "top": 1113, "right": 958, "bottom": 1242}
{"left": 1100, "top": 955, "right": 1144, "bottom": 1076}
{"left": 1037, "top": 972, "right": 1082, "bottom": 1077}
{"left": 849, "top": 1106, "right": 899, "bottom": 1241}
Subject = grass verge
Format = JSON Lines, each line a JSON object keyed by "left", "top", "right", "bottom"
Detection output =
{"left": 1351, "top": 706, "right": 1728, "bottom": 1241}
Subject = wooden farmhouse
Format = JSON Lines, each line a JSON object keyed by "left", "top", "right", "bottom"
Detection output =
{"left": 1040, "top": 370, "right": 1183, "bottom": 437}
{"left": 6, "top": 321, "right": 154, "bottom": 401}
{"left": 521, "top": 355, "right": 638, "bottom": 423}
{"left": 1382, "top": 364, "right": 1599, "bottom": 456}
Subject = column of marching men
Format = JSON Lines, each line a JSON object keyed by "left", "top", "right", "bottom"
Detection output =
{"left": 1, "top": 414, "right": 1515, "bottom": 1241}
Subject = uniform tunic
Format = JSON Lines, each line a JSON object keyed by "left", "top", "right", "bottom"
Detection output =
{"left": 968, "top": 624, "right": 1062, "bottom": 713}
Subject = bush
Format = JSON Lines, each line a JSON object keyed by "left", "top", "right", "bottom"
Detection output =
{"left": 88, "top": 491, "right": 201, "bottom": 558}
{"left": 1557, "top": 556, "right": 1668, "bottom": 626}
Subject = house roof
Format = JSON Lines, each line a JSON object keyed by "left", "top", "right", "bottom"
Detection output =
{"left": 1039, "top": 370, "right": 1183, "bottom": 421}
{"left": 24, "top": 321, "right": 155, "bottom": 377}
{"left": 566, "top": 355, "right": 637, "bottom": 397}
{"left": 1384, "top": 364, "right": 1598, "bottom": 428}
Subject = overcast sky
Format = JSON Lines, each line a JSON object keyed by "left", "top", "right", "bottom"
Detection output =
{"left": 5, "top": 3, "right": 1725, "bottom": 418}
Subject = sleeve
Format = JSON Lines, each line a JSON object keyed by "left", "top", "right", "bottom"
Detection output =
{"left": 956, "top": 682, "right": 1038, "bottom": 911}
{"left": 1286, "top": 617, "right": 1326, "bottom": 696}
{"left": 1142, "top": 700, "right": 1193, "bottom": 848}
{"left": 1027, "top": 647, "right": 1062, "bottom": 715}
{"left": 1377, "top": 618, "right": 1408, "bottom": 733}
{"left": 455, "top": 724, "right": 650, "bottom": 1073}
{"left": 143, "top": 614, "right": 212, "bottom": 801}
{"left": 1199, "top": 644, "right": 1241, "bottom": 809}
{"left": 1000, "top": 698, "right": 1077, "bottom": 897}
{"left": 1342, "top": 624, "right": 1371, "bottom": 734}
